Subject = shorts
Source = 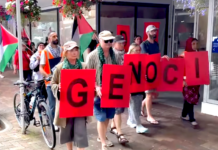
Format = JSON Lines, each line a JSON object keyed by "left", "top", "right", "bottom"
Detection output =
{"left": 145, "top": 89, "right": 156, "bottom": 94}
{"left": 94, "top": 97, "right": 115, "bottom": 122}
{"left": 115, "top": 108, "right": 125, "bottom": 114}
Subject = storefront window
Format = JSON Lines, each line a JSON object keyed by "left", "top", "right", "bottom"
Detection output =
{"left": 31, "top": 10, "right": 58, "bottom": 46}
{"left": 209, "top": 0, "right": 218, "bottom": 100}
{"left": 173, "top": 9, "right": 194, "bottom": 57}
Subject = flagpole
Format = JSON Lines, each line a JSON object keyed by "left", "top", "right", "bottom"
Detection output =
{"left": 16, "top": 0, "right": 26, "bottom": 134}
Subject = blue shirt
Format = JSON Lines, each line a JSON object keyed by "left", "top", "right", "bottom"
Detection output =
{"left": 140, "top": 40, "right": 160, "bottom": 54}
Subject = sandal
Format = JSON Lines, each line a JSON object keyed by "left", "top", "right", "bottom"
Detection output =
{"left": 141, "top": 110, "right": 146, "bottom": 117}
{"left": 97, "top": 137, "right": 114, "bottom": 147}
{"left": 146, "top": 118, "right": 159, "bottom": 125}
{"left": 102, "top": 145, "right": 108, "bottom": 150}
{"left": 117, "top": 134, "right": 129, "bottom": 145}
{"left": 110, "top": 127, "right": 118, "bottom": 136}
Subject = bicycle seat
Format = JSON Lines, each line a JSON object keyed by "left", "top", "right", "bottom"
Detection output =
{"left": 14, "top": 80, "right": 30, "bottom": 86}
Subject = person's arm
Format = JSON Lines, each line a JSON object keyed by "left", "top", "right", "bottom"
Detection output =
{"left": 13, "top": 51, "right": 18, "bottom": 74}
{"left": 29, "top": 54, "right": 40, "bottom": 70}
{"left": 39, "top": 51, "right": 49, "bottom": 77}
{"left": 140, "top": 42, "right": 149, "bottom": 54}
{"left": 51, "top": 65, "right": 60, "bottom": 101}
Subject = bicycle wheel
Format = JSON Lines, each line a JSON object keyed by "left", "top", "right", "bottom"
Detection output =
{"left": 38, "top": 101, "right": 56, "bottom": 149}
{"left": 13, "top": 93, "right": 30, "bottom": 129}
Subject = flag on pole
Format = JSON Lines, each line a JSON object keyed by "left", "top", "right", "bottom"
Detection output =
{"left": 72, "top": 15, "right": 94, "bottom": 61}
{"left": 0, "top": 24, "right": 18, "bottom": 72}
{"left": 21, "top": 28, "right": 31, "bottom": 46}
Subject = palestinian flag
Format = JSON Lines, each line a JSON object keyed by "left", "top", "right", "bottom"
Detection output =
{"left": 72, "top": 15, "right": 94, "bottom": 61}
{"left": 0, "top": 24, "right": 18, "bottom": 72}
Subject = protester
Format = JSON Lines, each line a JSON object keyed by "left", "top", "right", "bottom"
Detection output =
{"left": 13, "top": 41, "right": 33, "bottom": 81}
{"left": 127, "top": 43, "right": 148, "bottom": 133}
{"left": 86, "top": 30, "right": 122, "bottom": 150}
{"left": 110, "top": 35, "right": 128, "bottom": 144}
{"left": 51, "top": 41, "right": 90, "bottom": 150}
{"left": 180, "top": 37, "right": 200, "bottom": 128}
{"left": 83, "top": 31, "right": 99, "bottom": 62}
{"left": 31, "top": 42, "right": 37, "bottom": 53}
{"left": 30, "top": 42, "right": 45, "bottom": 81}
{"left": 40, "top": 32, "right": 63, "bottom": 131}
{"left": 134, "top": 35, "right": 142, "bottom": 45}
{"left": 29, "top": 42, "right": 47, "bottom": 101}
{"left": 140, "top": 25, "right": 169, "bottom": 124}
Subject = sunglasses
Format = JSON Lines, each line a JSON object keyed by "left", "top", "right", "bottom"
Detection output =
{"left": 104, "top": 39, "right": 113, "bottom": 43}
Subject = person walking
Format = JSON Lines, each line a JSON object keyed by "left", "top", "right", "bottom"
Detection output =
{"left": 140, "top": 25, "right": 169, "bottom": 124}
{"left": 13, "top": 41, "right": 33, "bottom": 81}
{"left": 110, "top": 35, "right": 129, "bottom": 144}
{"left": 51, "top": 41, "right": 91, "bottom": 150}
{"left": 29, "top": 42, "right": 47, "bottom": 100}
{"left": 180, "top": 37, "right": 200, "bottom": 128}
{"left": 126, "top": 43, "right": 148, "bottom": 133}
{"left": 86, "top": 30, "right": 122, "bottom": 150}
{"left": 40, "top": 32, "right": 63, "bottom": 131}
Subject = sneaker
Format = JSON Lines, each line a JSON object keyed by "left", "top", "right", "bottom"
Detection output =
{"left": 181, "top": 116, "right": 189, "bottom": 121}
{"left": 127, "top": 120, "right": 136, "bottom": 128}
{"left": 54, "top": 125, "right": 59, "bottom": 132}
{"left": 191, "top": 121, "right": 198, "bottom": 126}
{"left": 136, "top": 124, "right": 148, "bottom": 134}
{"left": 0, "top": 74, "right": 4, "bottom": 78}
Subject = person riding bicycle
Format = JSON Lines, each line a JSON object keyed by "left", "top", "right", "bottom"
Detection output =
{"left": 39, "top": 32, "right": 63, "bottom": 131}
{"left": 51, "top": 41, "right": 91, "bottom": 150}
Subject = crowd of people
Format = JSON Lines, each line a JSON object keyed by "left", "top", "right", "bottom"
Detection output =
{"left": 4, "top": 25, "right": 201, "bottom": 150}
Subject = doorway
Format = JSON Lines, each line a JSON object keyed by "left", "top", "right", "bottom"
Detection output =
{"left": 97, "top": 1, "right": 173, "bottom": 56}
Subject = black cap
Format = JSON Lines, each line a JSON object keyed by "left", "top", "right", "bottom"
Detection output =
{"left": 113, "top": 35, "right": 126, "bottom": 43}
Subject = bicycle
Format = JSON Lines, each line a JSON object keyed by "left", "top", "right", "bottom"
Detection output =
{"left": 13, "top": 78, "right": 56, "bottom": 149}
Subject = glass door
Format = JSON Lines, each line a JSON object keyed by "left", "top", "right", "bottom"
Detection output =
{"left": 97, "top": 0, "right": 173, "bottom": 56}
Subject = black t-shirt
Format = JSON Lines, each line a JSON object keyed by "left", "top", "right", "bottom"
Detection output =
{"left": 140, "top": 40, "right": 160, "bottom": 54}
{"left": 88, "top": 40, "right": 98, "bottom": 52}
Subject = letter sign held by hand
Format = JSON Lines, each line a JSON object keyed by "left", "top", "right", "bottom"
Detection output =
{"left": 101, "top": 65, "right": 132, "bottom": 108}
{"left": 185, "top": 51, "right": 210, "bottom": 86}
{"left": 124, "top": 54, "right": 147, "bottom": 93}
{"left": 67, "top": 79, "right": 88, "bottom": 107}
{"left": 60, "top": 69, "right": 96, "bottom": 118}
{"left": 157, "top": 58, "right": 185, "bottom": 92}
{"left": 145, "top": 53, "right": 161, "bottom": 90}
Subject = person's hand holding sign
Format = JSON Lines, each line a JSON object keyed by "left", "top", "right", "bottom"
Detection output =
{"left": 161, "top": 55, "right": 170, "bottom": 61}
{"left": 96, "top": 86, "right": 102, "bottom": 98}
{"left": 59, "top": 83, "right": 61, "bottom": 92}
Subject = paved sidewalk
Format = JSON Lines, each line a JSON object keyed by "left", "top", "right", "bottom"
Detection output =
{"left": 1, "top": 69, "right": 218, "bottom": 150}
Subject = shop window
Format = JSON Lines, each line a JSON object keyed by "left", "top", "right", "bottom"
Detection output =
{"left": 31, "top": 10, "right": 58, "bottom": 46}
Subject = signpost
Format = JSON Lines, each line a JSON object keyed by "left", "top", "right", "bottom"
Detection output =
{"left": 16, "top": 0, "right": 25, "bottom": 134}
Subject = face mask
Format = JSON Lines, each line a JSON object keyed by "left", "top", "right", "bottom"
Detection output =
{"left": 52, "top": 39, "right": 59, "bottom": 45}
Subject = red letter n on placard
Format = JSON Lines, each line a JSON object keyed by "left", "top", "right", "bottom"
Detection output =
{"left": 185, "top": 51, "right": 210, "bottom": 86}
{"left": 101, "top": 65, "right": 132, "bottom": 108}
{"left": 60, "top": 70, "right": 96, "bottom": 118}
{"left": 124, "top": 54, "right": 147, "bottom": 93}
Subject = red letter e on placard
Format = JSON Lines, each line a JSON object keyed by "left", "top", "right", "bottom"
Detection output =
{"left": 101, "top": 65, "right": 131, "bottom": 108}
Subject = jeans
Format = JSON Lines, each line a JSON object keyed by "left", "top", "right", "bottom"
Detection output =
{"left": 182, "top": 100, "right": 195, "bottom": 122}
{"left": 46, "top": 86, "right": 56, "bottom": 122}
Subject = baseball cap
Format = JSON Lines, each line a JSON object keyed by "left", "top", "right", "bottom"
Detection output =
{"left": 146, "top": 25, "right": 158, "bottom": 33}
{"left": 63, "top": 41, "right": 79, "bottom": 51}
{"left": 113, "top": 35, "right": 126, "bottom": 43}
{"left": 99, "top": 30, "right": 115, "bottom": 40}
